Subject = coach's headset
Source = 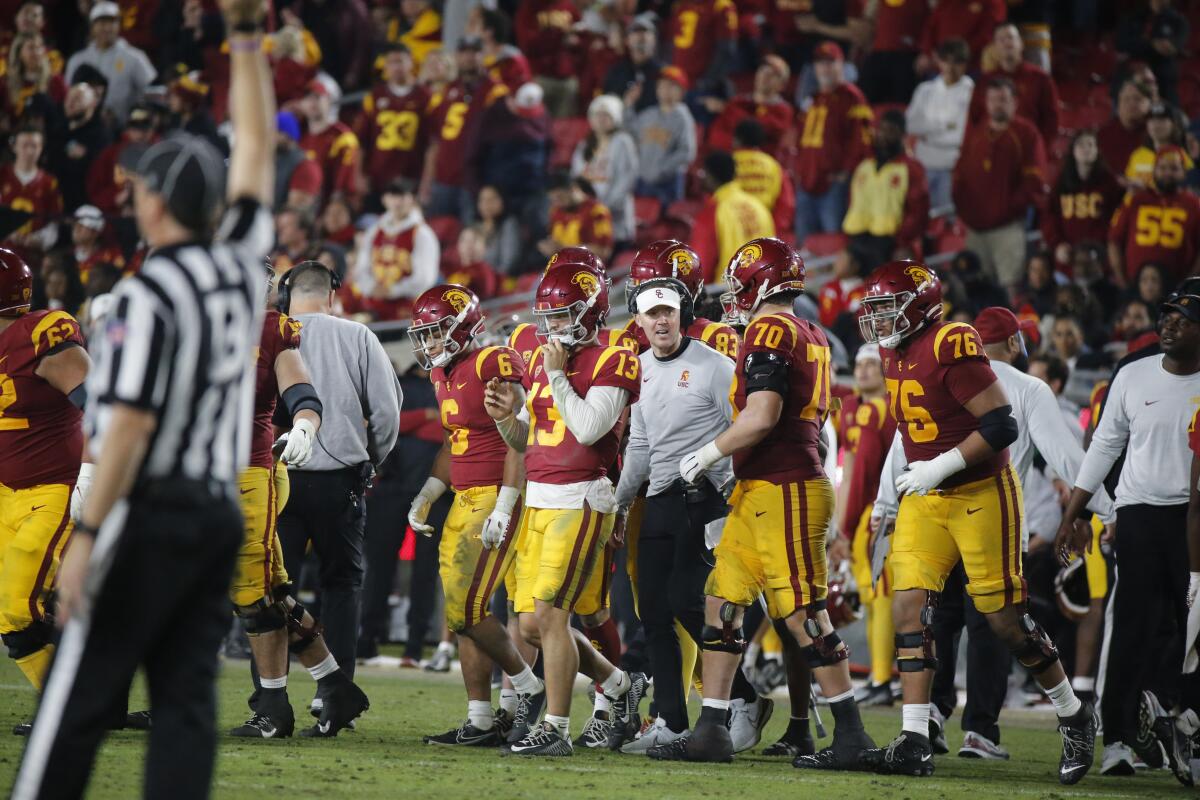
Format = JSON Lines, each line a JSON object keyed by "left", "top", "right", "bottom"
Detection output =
{"left": 275, "top": 260, "right": 342, "bottom": 314}
{"left": 633, "top": 276, "right": 694, "bottom": 329}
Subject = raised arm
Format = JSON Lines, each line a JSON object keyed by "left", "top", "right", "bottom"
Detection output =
{"left": 223, "top": 0, "right": 275, "bottom": 206}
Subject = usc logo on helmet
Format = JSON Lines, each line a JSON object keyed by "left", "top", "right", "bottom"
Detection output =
{"left": 736, "top": 242, "right": 764, "bottom": 268}
{"left": 442, "top": 287, "right": 472, "bottom": 313}
{"left": 904, "top": 265, "right": 934, "bottom": 289}
{"left": 670, "top": 249, "right": 696, "bottom": 276}
{"left": 571, "top": 271, "right": 600, "bottom": 296}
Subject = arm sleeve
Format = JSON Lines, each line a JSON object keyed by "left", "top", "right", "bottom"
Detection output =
{"left": 546, "top": 373, "right": 628, "bottom": 447}
{"left": 1074, "top": 370, "right": 1131, "bottom": 494}
{"left": 1026, "top": 380, "right": 1116, "bottom": 519}
{"left": 615, "top": 401, "right": 650, "bottom": 509}
{"left": 364, "top": 331, "right": 402, "bottom": 464}
{"left": 215, "top": 197, "right": 274, "bottom": 262}
{"left": 496, "top": 403, "right": 530, "bottom": 451}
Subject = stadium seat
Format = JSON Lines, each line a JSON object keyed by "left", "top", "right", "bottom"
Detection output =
{"left": 550, "top": 117, "right": 589, "bottom": 169}
{"left": 666, "top": 199, "right": 703, "bottom": 226}
{"left": 935, "top": 219, "right": 968, "bottom": 255}
{"left": 801, "top": 232, "right": 847, "bottom": 258}
{"left": 634, "top": 196, "right": 662, "bottom": 225}
{"left": 427, "top": 215, "right": 461, "bottom": 247}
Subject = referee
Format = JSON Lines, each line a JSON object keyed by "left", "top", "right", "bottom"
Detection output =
{"left": 13, "top": 3, "right": 276, "bottom": 798}
{"left": 1058, "top": 289, "right": 1200, "bottom": 779}
{"left": 276, "top": 261, "right": 401, "bottom": 696}
{"left": 614, "top": 278, "right": 765, "bottom": 753}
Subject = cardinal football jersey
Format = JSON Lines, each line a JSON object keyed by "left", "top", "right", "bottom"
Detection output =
{"left": 522, "top": 343, "right": 641, "bottom": 485}
{"left": 432, "top": 345, "right": 525, "bottom": 490}
{"left": 0, "top": 310, "right": 85, "bottom": 488}
{"left": 621, "top": 315, "right": 740, "bottom": 360}
{"left": 882, "top": 320, "right": 1009, "bottom": 488}
{"left": 730, "top": 312, "right": 830, "bottom": 483}
{"left": 250, "top": 310, "right": 302, "bottom": 469}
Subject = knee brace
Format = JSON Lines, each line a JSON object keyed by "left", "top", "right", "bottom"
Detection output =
{"left": 285, "top": 600, "right": 324, "bottom": 654}
{"left": 895, "top": 592, "right": 939, "bottom": 672}
{"left": 2, "top": 620, "right": 53, "bottom": 660}
{"left": 234, "top": 599, "right": 287, "bottom": 635}
{"left": 799, "top": 601, "right": 849, "bottom": 667}
{"left": 1013, "top": 613, "right": 1059, "bottom": 674}
{"left": 702, "top": 601, "right": 746, "bottom": 654}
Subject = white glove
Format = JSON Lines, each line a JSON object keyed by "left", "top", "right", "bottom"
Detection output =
{"left": 1189, "top": 572, "right": 1200, "bottom": 609}
{"left": 279, "top": 418, "right": 316, "bottom": 467}
{"left": 71, "top": 463, "right": 94, "bottom": 522}
{"left": 680, "top": 440, "right": 723, "bottom": 484}
{"left": 894, "top": 448, "right": 966, "bottom": 496}
{"left": 408, "top": 476, "right": 447, "bottom": 536}
{"left": 481, "top": 486, "right": 520, "bottom": 549}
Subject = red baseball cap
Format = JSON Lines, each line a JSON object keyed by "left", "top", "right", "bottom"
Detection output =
{"left": 1156, "top": 144, "right": 1188, "bottom": 167}
{"left": 813, "top": 41, "right": 844, "bottom": 62}
{"left": 659, "top": 65, "right": 689, "bottom": 91}
{"left": 973, "top": 307, "right": 1023, "bottom": 345}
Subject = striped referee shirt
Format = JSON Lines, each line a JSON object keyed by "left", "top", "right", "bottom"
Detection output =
{"left": 84, "top": 198, "right": 273, "bottom": 487}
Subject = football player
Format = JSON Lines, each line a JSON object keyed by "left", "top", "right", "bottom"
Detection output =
{"left": 856, "top": 261, "right": 1095, "bottom": 782}
{"left": 676, "top": 238, "right": 875, "bottom": 766}
{"left": 406, "top": 283, "right": 546, "bottom": 746}
{"left": 230, "top": 272, "right": 370, "bottom": 739}
{"left": 621, "top": 240, "right": 740, "bottom": 360}
{"left": 0, "top": 248, "right": 89, "bottom": 700}
{"left": 506, "top": 247, "right": 631, "bottom": 746}
{"left": 484, "top": 249, "right": 648, "bottom": 756}
{"left": 834, "top": 343, "right": 896, "bottom": 707}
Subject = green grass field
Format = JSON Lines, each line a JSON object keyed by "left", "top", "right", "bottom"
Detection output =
{"left": 0, "top": 655, "right": 1185, "bottom": 799}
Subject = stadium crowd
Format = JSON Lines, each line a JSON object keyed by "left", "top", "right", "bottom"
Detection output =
{"left": 6, "top": 0, "right": 1200, "bottom": 785}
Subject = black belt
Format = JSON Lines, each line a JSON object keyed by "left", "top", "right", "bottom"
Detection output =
{"left": 657, "top": 478, "right": 720, "bottom": 505}
{"left": 132, "top": 477, "right": 234, "bottom": 506}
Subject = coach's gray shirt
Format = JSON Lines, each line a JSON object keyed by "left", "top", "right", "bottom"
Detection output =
{"left": 616, "top": 337, "right": 735, "bottom": 507}
{"left": 292, "top": 313, "right": 402, "bottom": 471}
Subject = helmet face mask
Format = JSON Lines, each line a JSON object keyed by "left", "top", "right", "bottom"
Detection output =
{"left": 859, "top": 293, "right": 914, "bottom": 349}
{"left": 718, "top": 272, "right": 749, "bottom": 326}
{"left": 720, "top": 238, "right": 805, "bottom": 326}
{"left": 408, "top": 317, "right": 455, "bottom": 370}
{"left": 533, "top": 300, "right": 594, "bottom": 347}
{"left": 859, "top": 260, "right": 944, "bottom": 350}
{"left": 408, "top": 284, "right": 484, "bottom": 370}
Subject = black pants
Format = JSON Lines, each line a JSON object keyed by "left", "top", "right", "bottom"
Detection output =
{"left": 278, "top": 468, "right": 366, "bottom": 681}
{"left": 14, "top": 489, "right": 241, "bottom": 800}
{"left": 638, "top": 485, "right": 720, "bottom": 732}
{"left": 931, "top": 562, "right": 1011, "bottom": 743}
{"left": 858, "top": 49, "right": 919, "bottom": 105}
{"left": 404, "top": 497, "right": 447, "bottom": 660}
{"left": 1102, "top": 503, "right": 1190, "bottom": 745}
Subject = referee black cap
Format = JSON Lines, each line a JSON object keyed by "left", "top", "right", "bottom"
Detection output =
{"left": 120, "top": 134, "right": 226, "bottom": 234}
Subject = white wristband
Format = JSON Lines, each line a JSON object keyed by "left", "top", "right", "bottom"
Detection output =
{"left": 495, "top": 485, "right": 520, "bottom": 515}
{"left": 418, "top": 476, "right": 448, "bottom": 503}
{"left": 697, "top": 440, "right": 724, "bottom": 470}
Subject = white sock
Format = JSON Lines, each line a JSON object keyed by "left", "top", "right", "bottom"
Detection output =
{"left": 507, "top": 665, "right": 541, "bottom": 696}
{"left": 594, "top": 692, "right": 611, "bottom": 715}
{"left": 306, "top": 653, "right": 338, "bottom": 681}
{"left": 826, "top": 688, "right": 854, "bottom": 704}
{"left": 468, "top": 700, "right": 494, "bottom": 730}
{"left": 545, "top": 713, "right": 570, "bottom": 738}
{"left": 702, "top": 698, "right": 730, "bottom": 711}
{"left": 600, "top": 669, "right": 629, "bottom": 698}
{"left": 1071, "top": 676, "right": 1095, "bottom": 694}
{"left": 1044, "top": 678, "right": 1083, "bottom": 718}
{"left": 260, "top": 675, "right": 287, "bottom": 690}
{"left": 438, "top": 640, "right": 455, "bottom": 655}
{"left": 902, "top": 703, "right": 930, "bottom": 737}
{"left": 499, "top": 688, "right": 518, "bottom": 714}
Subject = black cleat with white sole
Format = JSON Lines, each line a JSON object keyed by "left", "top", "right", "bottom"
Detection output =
{"left": 506, "top": 686, "right": 546, "bottom": 744}
{"left": 1057, "top": 700, "right": 1096, "bottom": 785}
{"left": 508, "top": 721, "right": 573, "bottom": 756}
{"left": 762, "top": 734, "right": 815, "bottom": 758}
{"left": 423, "top": 722, "right": 504, "bottom": 746}
{"left": 606, "top": 672, "right": 649, "bottom": 751}
{"left": 648, "top": 733, "right": 692, "bottom": 761}
{"left": 300, "top": 681, "right": 368, "bottom": 738}
{"left": 859, "top": 732, "right": 935, "bottom": 776}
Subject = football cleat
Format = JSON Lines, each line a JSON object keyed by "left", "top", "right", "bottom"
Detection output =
{"left": 793, "top": 731, "right": 875, "bottom": 771}
{"left": 423, "top": 645, "right": 454, "bottom": 673}
{"left": 958, "top": 731, "right": 1009, "bottom": 760}
{"left": 1157, "top": 712, "right": 1196, "bottom": 787}
{"left": 1132, "top": 691, "right": 1165, "bottom": 768}
{"left": 859, "top": 732, "right": 934, "bottom": 777}
{"left": 854, "top": 682, "right": 894, "bottom": 707}
{"left": 494, "top": 708, "right": 514, "bottom": 739}
{"left": 647, "top": 732, "right": 692, "bottom": 761}
{"left": 300, "top": 681, "right": 368, "bottom": 738}
{"left": 1100, "top": 742, "right": 1135, "bottom": 776}
{"left": 685, "top": 712, "right": 733, "bottom": 763}
{"left": 122, "top": 711, "right": 153, "bottom": 730}
{"left": 230, "top": 710, "right": 295, "bottom": 739}
{"left": 606, "top": 672, "right": 649, "bottom": 751}
{"left": 1057, "top": 700, "right": 1097, "bottom": 785}
{"left": 506, "top": 686, "right": 547, "bottom": 744}
{"left": 621, "top": 717, "right": 688, "bottom": 755}
{"left": 508, "top": 721, "right": 573, "bottom": 756}
{"left": 12, "top": 721, "right": 32, "bottom": 736}
{"left": 928, "top": 704, "right": 949, "bottom": 755}
{"left": 423, "top": 721, "right": 504, "bottom": 747}
{"left": 729, "top": 696, "right": 773, "bottom": 753}
{"left": 762, "top": 733, "right": 815, "bottom": 758}
{"left": 574, "top": 713, "right": 611, "bottom": 749}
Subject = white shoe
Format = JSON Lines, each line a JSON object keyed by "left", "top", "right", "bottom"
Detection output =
{"left": 959, "top": 730, "right": 1010, "bottom": 760}
{"left": 1101, "top": 742, "right": 1136, "bottom": 776}
{"left": 729, "top": 695, "right": 774, "bottom": 753}
{"left": 620, "top": 717, "right": 688, "bottom": 754}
